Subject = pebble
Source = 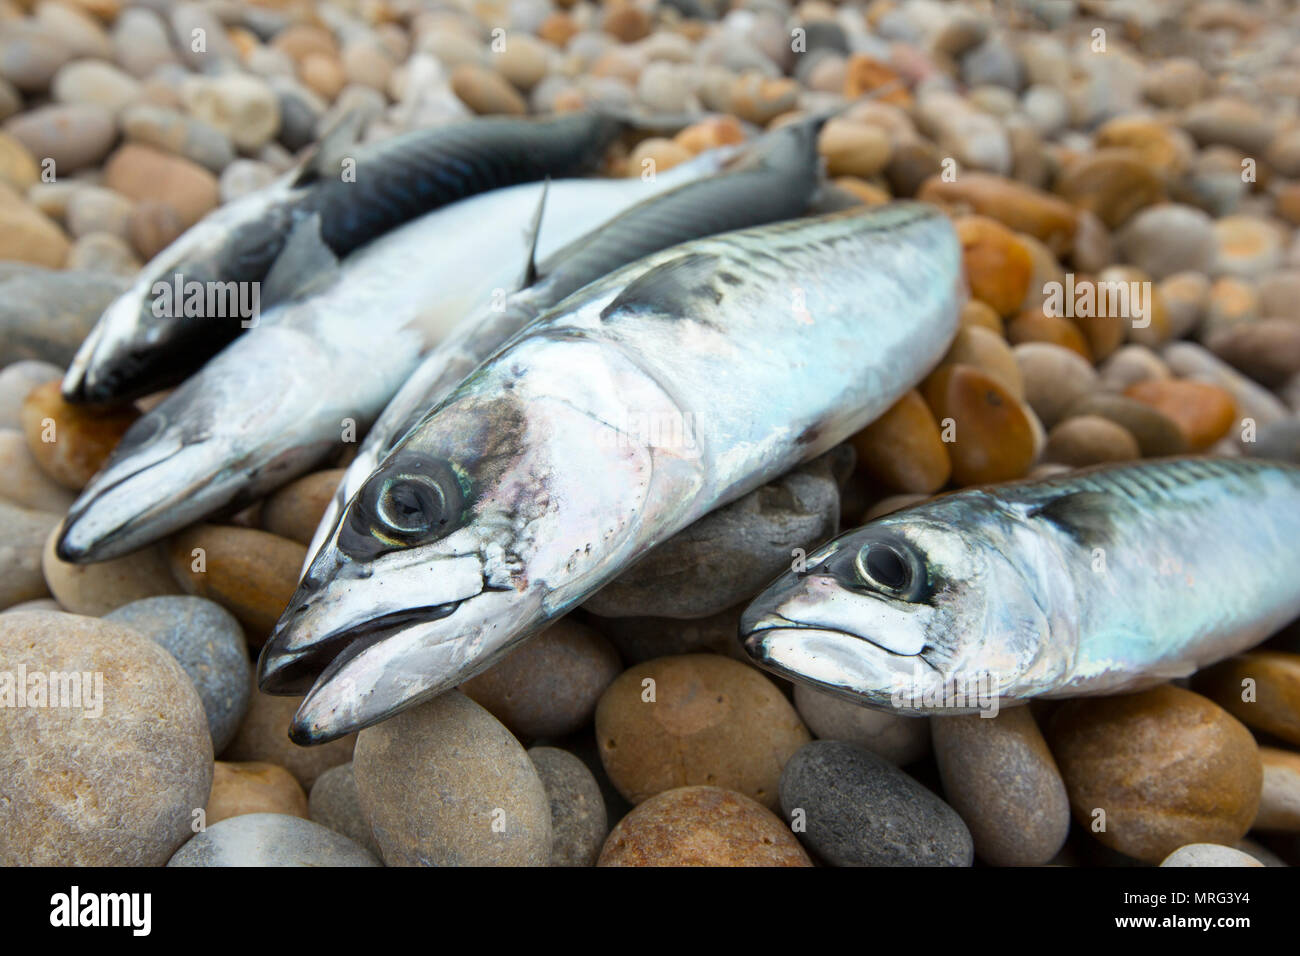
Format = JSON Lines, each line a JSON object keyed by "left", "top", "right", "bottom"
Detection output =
{"left": 780, "top": 740, "right": 974, "bottom": 866}
{"left": 120, "top": 104, "right": 233, "bottom": 173}
{"left": 127, "top": 199, "right": 185, "bottom": 260}
{"left": 960, "top": 298, "right": 1003, "bottom": 334}
{"left": 0, "top": 359, "right": 61, "bottom": 429}
{"left": 450, "top": 62, "right": 527, "bottom": 115}
{"left": 0, "top": 269, "right": 127, "bottom": 366}
{"left": 104, "top": 595, "right": 250, "bottom": 752}
{"left": 20, "top": 379, "right": 135, "bottom": 489}
{"left": 222, "top": 680, "right": 355, "bottom": 790}
{"left": 0, "top": 501, "right": 59, "bottom": 609}
{"left": 167, "top": 525, "right": 305, "bottom": 645}
{"left": 181, "top": 74, "right": 280, "bottom": 152}
{"left": 33, "top": 3, "right": 111, "bottom": 61}
{"left": 1159, "top": 271, "right": 1210, "bottom": 339}
{"left": 0, "top": 188, "right": 68, "bottom": 267}
{"left": 1255, "top": 747, "right": 1300, "bottom": 832}
{"left": 1046, "top": 685, "right": 1262, "bottom": 863}
{"left": 595, "top": 654, "right": 810, "bottom": 809}
{"left": 793, "top": 683, "right": 930, "bottom": 765}
{"left": 921, "top": 364, "right": 1037, "bottom": 485}
{"left": 625, "top": 136, "right": 690, "bottom": 176}
{"left": 50, "top": 59, "right": 140, "bottom": 114}
{"left": 1094, "top": 116, "right": 1195, "bottom": 179}
{"left": 0, "top": 611, "right": 212, "bottom": 865}
{"left": 168, "top": 2, "right": 238, "bottom": 72}
{"left": 168, "top": 813, "right": 379, "bottom": 867}
{"left": 354, "top": 690, "right": 552, "bottom": 866}
{"left": 0, "top": 130, "right": 38, "bottom": 191}
{"left": 818, "top": 118, "right": 891, "bottom": 179}
{"left": 1123, "top": 380, "right": 1237, "bottom": 451}
{"left": 599, "top": 785, "right": 811, "bottom": 866}
{"left": 42, "top": 525, "right": 177, "bottom": 615}
{"left": 65, "top": 232, "right": 137, "bottom": 276}
{"left": 1195, "top": 652, "right": 1300, "bottom": 747}
{"left": 101, "top": 143, "right": 218, "bottom": 228}
{"left": 956, "top": 216, "right": 1033, "bottom": 317}
{"left": 1207, "top": 319, "right": 1300, "bottom": 388}
{"left": 1160, "top": 843, "right": 1264, "bottom": 867}
{"left": 1054, "top": 149, "right": 1164, "bottom": 229}
{"left": 1182, "top": 97, "right": 1278, "bottom": 155}
{"left": 64, "top": 185, "right": 132, "bottom": 240}
{"left": 849, "top": 388, "right": 950, "bottom": 494}
{"left": 460, "top": 617, "right": 621, "bottom": 739}
{"left": 259, "top": 468, "right": 343, "bottom": 545}
{"left": 217, "top": 158, "right": 276, "bottom": 203}
{"left": 1044, "top": 415, "right": 1141, "bottom": 467}
{"left": 530, "top": 746, "right": 608, "bottom": 866}
{"left": 3, "top": 102, "right": 114, "bottom": 173}
{"left": 1115, "top": 204, "right": 1216, "bottom": 280}
{"left": 937, "top": 323, "right": 1024, "bottom": 398}
{"left": 1204, "top": 276, "right": 1260, "bottom": 339}
{"left": 931, "top": 708, "right": 1070, "bottom": 866}
{"left": 1098, "top": 345, "right": 1171, "bottom": 392}
{"left": 1212, "top": 216, "right": 1286, "bottom": 278}
{"left": 1258, "top": 270, "right": 1300, "bottom": 321}
{"left": 590, "top": 604, "right": 750, "bottom": 666}
{"left": 112, "top": 8, "right": 177, "bottom": 78}
{"left": 918, "top": 173, "right": 1077, "bottom": 256}
{"left": 308, "top": 762, "right": 380, "bottom": 856}
{"left": 0, "top": 22, "right": 73, "bottom": 92}
{"left": 1007, "top": 308, "right": 1091, "bottom": 359}
{"left": 1163, "top": 341, "right": 1290, "bottom": 428}
{"left": 205, "top": 761, "right": 308, "bottom": 825}
{"left": 582, "top": 451, "right": 840, "bottom": 619}
{"left": 1061, "top": 392, "right": 1189, "bottom": 457}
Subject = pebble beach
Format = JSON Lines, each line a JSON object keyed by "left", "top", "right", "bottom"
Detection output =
{"left": 1, "top": 0, "right": 1300, "bottom": 872}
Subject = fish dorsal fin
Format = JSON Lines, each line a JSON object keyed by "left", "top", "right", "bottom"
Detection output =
{"left": 1026, "top": 491, "right": 1115, "bottom": 546}
{"left": 261, "top": 212, "right": 340, "bottom": 306}
{"left": 599, "top": 252, "right": 724, "bottom": 322}
{"left": 517, "top": 178, "right": 549, "bottom": 290}
{"left": 291, "top": 109, "right": 366, "bottom": 188}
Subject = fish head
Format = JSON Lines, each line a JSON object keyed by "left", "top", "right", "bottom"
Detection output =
{"left": 740, "top": 502, "right": 1059, "bottom": 714}
{"left": 260, "top": 377, "right": 663, "bottom": 743}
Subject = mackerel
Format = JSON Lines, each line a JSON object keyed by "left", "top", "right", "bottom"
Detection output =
{"left": 740, "top": 457, "right": 1300, "bottom": 711}
{"left": 258, "top": 203, "right": 964, "bottom": 743}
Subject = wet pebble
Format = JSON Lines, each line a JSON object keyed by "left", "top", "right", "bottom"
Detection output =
{"left": 354, "top": 690, "right": 551, "bottom": 866}
{"left": 596, "top": 654, "right": 810, "bottom": 809}
{"left": 104, "top": 595, "right": 250, "bottom": 752}
{"left": 530, "top": 746, "right": 608, "bottom": 866}
{"left": 168, "top": 813, "right": 379, "bottom": 867}
{"left": 780, "top": 739, "right": 974, "bottom": 866}
{"left": 205, "top": 761, "right": 308, "bottom": 825}
{"left": 793, "top": 683, "right": 930, "bottom": 765}
{"left": 0, "top": 611, "right": 212, "bottom": 865}
{"left": 598, "top": 785, "right": 811, "bottom": 867}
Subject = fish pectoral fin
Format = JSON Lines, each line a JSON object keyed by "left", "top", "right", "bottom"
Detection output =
{"left": 516, "top": 178, "right": 549, "bottom": 291}
{"left": 291, "top": 108, "right": 366, "bottom": 188}
{"left": 1026, "top": 490, "right": 1115, "bottom": 547}
{"left": 599, "top": 252, "right": 725, "bottom": 322}
{"left": 261, "top": 212, "right": 340, "bottom": 306}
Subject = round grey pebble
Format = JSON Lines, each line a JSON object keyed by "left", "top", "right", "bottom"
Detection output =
{"left": 780, "top": 740, "right": 974, "bottom": 867}
{"left": 168, "top": 813, "right": 381, "bottom": 866}
{"left": 309, "top": 762, "right": 381, "bottom": 858}
{"left": 105, "top": 596, "right": 251, "bottom": 753}
{"left": 528, "top": 746, "right": 608, "bottom": 867}
{"left": 793, "top": 683, "right": 930, "bottom": 765}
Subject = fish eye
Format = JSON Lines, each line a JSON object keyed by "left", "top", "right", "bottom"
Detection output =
{"left": 376, "top": 476, "right": 446, "bottom": 537}
{"left": 854, "top": 537, "right": 924, "bottom": 600}
{"left": 338, "top": 454, "right": 469, "bottom": 559}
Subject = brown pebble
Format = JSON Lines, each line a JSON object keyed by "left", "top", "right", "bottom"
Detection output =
{"left": 206, "top": 760, "right": 309, "bottom": 825}
{"left": 921, "top": 364, "right": 1037, "bottom": 486}
{"left": 222, "top": 675, "right": 355, "bottom": 790}
{"left": 1054, "top": 148, "right": 1165, "bottom": 229}
{"left": 960, "top": 299, "right": 1004, "bottom": 334}
{"left": 450, "top": 63, "right": 527, "bottom": 116}
{"left": 1044, "top": 415, "right": 1141, "bottom": 467}
{"left": 102, "top": 143, "right": 218, "bottom": 228}
{"left": 918, "top": 173, "right": 1078, "bottom": 256}
{"left": 1124, "top": 380, "right": 1237, "bottom": 451}
{"left": 260, "top": 469, "right": 345, "bottom": 545}
{"left": 1194, "top": 652, "right": 1300, "bottom": 747}
{"left": 957, "top": 216, "right": 1034, "bottom": 317}
{"left": 1255, "top": 747, "right": 1300, "bottom": 832}
{"left": 936, "top": 324, "right": 1023, "bottom": 398}
{"left": 1007, "top": 308, "right": 1092, "bottom": 360}
{"left": 842, "top": 54, "right": 911, "bottom": 106}
{"left": 597, "top": 785, "right": 812, "bottom": 866}
{"left": 20, "top": 381, "right": 138, "bottom": 490}
{"left": 1207, "top": 319, "right": 1300, "bottom": 388}
{"left": 849, "top": 389, "right": 951, "bottom": 494}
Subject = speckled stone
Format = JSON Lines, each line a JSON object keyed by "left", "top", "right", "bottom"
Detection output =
{"left": 0, "top": 360, "right": 61, "bottom": 430}
{"left": 0, "top": 501, "right": 59, "bottom": 609}
{"left": 21, "top": 379, "right": 138, "bottom": 489}
{"left": 793, "top": 683, "right": 930, "bottom": 765}
{"left": 1047, "top": 686, "right": 1262, "bottom": 863}
{"left": 0, "top": 611, "right": 213, "bottom": 865}
{"left": 779, "top": 739, "right": 974, "bottom": 866}
{"left": 1194, "top": 651, "right": 1300, "bottom": 746}
{"left": 598, "top": 785, "right": 812, "bottom": 867}
{"left": 309, "top": 762, "right": 380, "bottom": 857}
{"left": 932, "top": 707, "right": 1070, "bottom": 866}
{"left": 259, "top": 468, "right": 345, "bottom": 545}
{"left": 1254, "top": 747, "right": 1300, "bottom": 832}
{"left": 354, "top": 690, "right": 551, "bottom": 866}
{"left": 596, "top": 654, "right": 810, "bottom": 810}
{"left": 105, "top": 596, "right": 250, "bottom": 752}
{"left": 460, "top": 617, "right": 621, "bottom": 739}
{"left": 529, "top": 746, "right": 607, "bottom": 866}
{"left": 205, "top": 761, "right": 308, "bottom": 824}
{"left": 168, "top": 813, "right": 380, "bottom": 866}
{"left": 221, "top": 678, "right": 354, "bottom": 790}
{"left": 1160, "top": 843, "right": 1263, "bottom": 867}
{"left": 42, "top": 525, "right": 179, "bottom": 615}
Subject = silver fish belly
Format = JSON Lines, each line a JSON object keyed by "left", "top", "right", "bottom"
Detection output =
{"left": 741, "top": 457, "right": 1300, "bottom": 712}
{"left": 258, "top": 203, "right": 963, "bottom": 743}
{"left": 303, "top": 118, "right": 827, "bottom": 571}
{"left": 55, "top": 162, "right": 725, "bottom": 564}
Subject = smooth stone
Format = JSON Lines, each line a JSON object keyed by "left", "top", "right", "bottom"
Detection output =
{"left": 354, "top": 691, "right": 552, "bottom": 866}
{"left": 728, "top": 73, "right": 799, "bottom": 126}
{"left": 1160, "top": 844, "right": 1264, "bottom": 867}
{"left": 1194, "top": 652, "right": 1300, "bottom": 747}
{"left": 450, "top": 62, "right": 527, "bottom": 115}
{"left": 1124, "top": 380, "right": 1237, "bottom": 451}
{"left": 112, "top": 8, "right": 177, "bottom": 78}
{"left": 635, "top": 60, "right": 695, "bottom": 115}
{"left": 0, "top": 501, "right": 59, "bottom": 608}
{"left": 0, "top": 611, "right": 212, "bottom": 865}
{"left": 0, "top": 21, "right": 73, "bottom": 92}
{"left": 20, "top": 379, "right": 136, "bottom": 489}
{"left": 65, "top": 231, "right": 138, "bottom": 276}
{"left": 1094, "top": 116, "right": 1196, "bottom": 179}
{"left": 168, "top": 2, "right": 239, "bottom": 71}
{"left": 598, "top": 785, "right": 812, "bottom": 866}
{"left": 0, "top": 129, "right": 37, "bottom": 190}
{"left": 1203, "top": 276, "right": 1260, "bottom": 339}
{"left": 300, "top": 53, "right": 346, "bottom": 101}
{"left": 167, "top": 525, "right": 305, "bottom": 646}
{"left": 126, "top": 198, "right": 184, "bottom": 260}
{"left": 957, "top": 215, "right": 1033, "bottom": 317}
{"left": 530, "top": 746, "right": 608, "bottom": 866}
{"left": 850, "top": 388, "right": 950, "bottom": 494}
{"left": 1208, "top": 319, "right": 1300, "bottom": 388}
{"left": 1098, "top": 345, "right": 1171, "bottom": 392}
{"left": 1061, "top": 392, "right": 1189, "bottom": 457}
{"left": 1241, "top": 418, "right": 1300, "bottom": 462}
{"left": 932, "top": 708, "right": 1070, "bottom": 866}
{"left": 102, "top": 143, "right": 218, "bottom": 228}
{"left": 1182, "top": 97, "right": 1278, "bottom": 155}
{"left": 167, "top": 813, "right": 379, "bottom": 867}
{"left": 259, "top": 468, "right": 343, "bottom": 545}
{"left": 818, "top": 118, "right": 892, "bottom": 179}
{"left": 461, "top": 617, "right": 622, "bottom": 739}
{"left": 0, "top": 428, "right": 74, "bottom": 511}
{"left": 180, "top": 73, "right": 279, "bottom": 152}
{"left": 1054, "top": 148, "right": 1164, "bottom": 229}
{"left": 1007, "top": 308, "right": 1092, "bottom": 360}
{"left": 780, "top": 739, "right": 974, "bottom": 866}
{"left": 33, "top": 3, "right": 111, "bottom": 61}
{"left": 218, "top": 158, "right": 276, "bottom": 204}
{"left": 222, "top": 679, "right": 354, "bottom": 790}
{"left": 918, "top": 172, "right": 1077, "bottom": 256}
{"left": 1255, "top": 747, "right": 1300, "bottom": 832}
{"left": 1258, "top": 270, "right": 1300, "bottom": 321}
{"left": 3, "top": 102, "right": 115, "bottom": 172}
{"left": 342, "top": 39, "right": 395, "bottom": 92}
{"left": 1115, "top": 204, "right": 1216, "bottom": 280}
{"left": 205, "top": 761, "right": 307, "bottom": 825}
{"left": 793, "top": 682, "right": 930, "bottom": 765}
{"left": 308, "top": 762, "right": 380, "bottom": 857}
{"left": 625, "top": 136, "right": 691, "bottom": 176}
{"left": 1047, "top": 686, "right": 1262, "bottom": 864}
{"left": 1044, "top": 415, "right": 1141, "bottom": 467}
{"left": 1163, "top": 341, "right": 1290, "bottom": 429}
{"left": 589, "top": 604, "right": 751, "bottom": 665}
{"left": 1160, "top": 271, "right": 1210, "bottom": 339}
{"left": 596, "top": 654, "right": 810, "bottom": 809}
{"left": 960, "top": 298, "right": 1003, "bottom": 334}
{"left": 921, "top": 364, "right": 1037, "bottom": 486}
{"left": 50, "top": 58, "right": 140, "bottom": 113}
{"left": 64, "top": 185, "right": 132, "bottom": 239}
{"left": 42, "top": 526, "right": 178, "bottom": 615}
{"left": 105, "top": 595, "right": 250, "bottom": 752}
{"left": 582, "top": 450, "right": 841, "bottom": 619}
{"left": 1213, "top": 216, "right": 1286, "bottom": 279}
{"left": 0, "top": 188, "right": 68, "bottom": 267}
{"left": 120, "top": 104, "right": 233, "bottom": 173}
